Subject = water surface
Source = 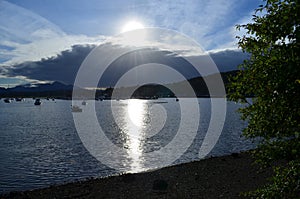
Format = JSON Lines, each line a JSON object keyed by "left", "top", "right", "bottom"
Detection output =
{"left": 0, "top": 98, "right": 254, "bottom": 193}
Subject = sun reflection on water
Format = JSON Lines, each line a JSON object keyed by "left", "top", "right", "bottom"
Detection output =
{"left": 128, "top": 99, "right": 144, "bottom": 127}
{"left": 125, "top": 99, "right": 147, "bottom": 172}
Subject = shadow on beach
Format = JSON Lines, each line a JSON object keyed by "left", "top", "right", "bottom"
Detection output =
{"left": 2, "top": 152, "right": 273, "bottom": 199}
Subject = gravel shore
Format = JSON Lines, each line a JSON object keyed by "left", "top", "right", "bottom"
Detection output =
{"left": 2, "top": 152, "right": 273, "bottom": 199}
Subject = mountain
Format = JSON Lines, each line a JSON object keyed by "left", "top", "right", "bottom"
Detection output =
{"left": 8, "top": 81, "right": 73, "bottom": 93}
{"left": 0, "top": 81, "right": 74, "bottom": 98}
{"left": 106, "top": 71, "right": 238, "bottom": 98}
{"left": 0, "top": 71, "right": 239, "bottom": 98}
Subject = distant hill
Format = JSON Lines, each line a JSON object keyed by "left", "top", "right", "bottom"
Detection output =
{"left": 107, "top": 70, "right": 238, "bottom": 98}
{"left": 8, "top": 81, "right": 73, "bottom": 93}
{"left": 0, "top": 87, "right": 6, "bottom": 92}
{"left": 0, "top": 81, "right": 74, "bottom": 98}
{"left": 0, "top": 71, "right": 239, "bottom": 99}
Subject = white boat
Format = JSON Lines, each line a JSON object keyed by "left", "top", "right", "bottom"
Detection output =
{"left": 72, "top": 105, "right": 82, "bottom": 112}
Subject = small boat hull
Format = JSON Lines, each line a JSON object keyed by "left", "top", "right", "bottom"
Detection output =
{"left": 34, "top": 99, "right": 41, "bottom": 105}
{"left": 72, "top": 105, "right": 82, "bottom": 112}
{"left": 4, "top": 98, "right": 11, "bottom": 103}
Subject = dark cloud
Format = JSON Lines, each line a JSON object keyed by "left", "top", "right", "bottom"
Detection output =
{"left": 99, "top": 48, "right": 200, "bottom": 87}
{"left": 4, "top": 45, "right": 249, "bottom": 86}
{"left": 6, "top": 45, "right": 95, "bottom": 84}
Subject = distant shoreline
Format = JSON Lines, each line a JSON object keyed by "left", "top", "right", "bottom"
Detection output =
{"left": 1, "top": 96, "right": 230, "bottom": 101}
{"left": 2, "top": 151, "right": 272, "bottom": 199}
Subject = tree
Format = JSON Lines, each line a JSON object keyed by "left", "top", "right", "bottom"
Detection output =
{"left": 229, "top": 0, "right": 300, "bottom": 197}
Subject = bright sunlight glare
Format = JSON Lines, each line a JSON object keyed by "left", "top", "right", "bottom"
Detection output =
{"left": 127, "top": 99, "right": 145, "bottom": 127}
{"left": 121, "top": 20, "right": 145, "bottom": 33}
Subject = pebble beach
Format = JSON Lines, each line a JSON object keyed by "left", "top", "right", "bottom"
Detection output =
{"left": 2, "top": 152, "right": 273, "bottom": 199}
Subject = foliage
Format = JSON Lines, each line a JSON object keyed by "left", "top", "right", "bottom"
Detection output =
{"left": 244, "top": 160, "right": 300, "bottom": 198}
{"left": 229, "top": 0, "right": 300, "bottom": 197}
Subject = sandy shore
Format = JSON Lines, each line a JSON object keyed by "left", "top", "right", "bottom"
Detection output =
{"left": 2, "top": 152, "right": 272, "bottom": 199}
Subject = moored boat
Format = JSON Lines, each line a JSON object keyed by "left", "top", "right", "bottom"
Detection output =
{"left": 34, "top": 99, "right": 41, "bottom": 105}
{"left": 15, "top": 98, "right": 24, "bottom": 102}
{"left": 4, "top": 98, "right": 11, "bottom": 103}
{"left": 71, "top": 105, "right": 82, "bottom": 112}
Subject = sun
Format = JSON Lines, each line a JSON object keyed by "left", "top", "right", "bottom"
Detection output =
{"left": 121, "top": 20, "right": 145, "bottom": 33}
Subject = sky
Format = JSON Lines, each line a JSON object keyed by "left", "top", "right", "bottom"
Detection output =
{"left": 0, "top": 0, "right": 263, "bottom": 87}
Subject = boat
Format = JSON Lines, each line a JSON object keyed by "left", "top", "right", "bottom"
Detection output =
{"left": 71, "top": 105, "right": 82, "bottom": 112}
{"left": 4, "top": 98, "right": 11, "bottom": 103}
{"left": 176, "top": 98, "right": 179, "bottom": 102}
{"left": 15, "top": 98, "right": 24, "bottom": 102}
{"left": 34, "top": 99, "right": 42, "bottom": 105}
{"left": 82, "top": 101, "right": 87, "bottom": 105}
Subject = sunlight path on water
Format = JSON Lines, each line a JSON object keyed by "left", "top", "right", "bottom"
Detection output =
{"left": 125, "top": 99, "right": 147, "bottom": 172}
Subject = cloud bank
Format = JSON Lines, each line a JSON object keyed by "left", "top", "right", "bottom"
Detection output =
{"left": 3, "top": 44, "right": 249, "bottom": 86}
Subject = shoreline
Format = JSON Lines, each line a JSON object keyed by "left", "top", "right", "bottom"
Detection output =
{"left": 2, "top": 152, "right": 273, "bottom": 199}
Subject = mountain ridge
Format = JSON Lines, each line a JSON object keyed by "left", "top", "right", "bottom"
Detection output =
{"left": 0, "top": 71, "right": 238, "bottom": 98}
